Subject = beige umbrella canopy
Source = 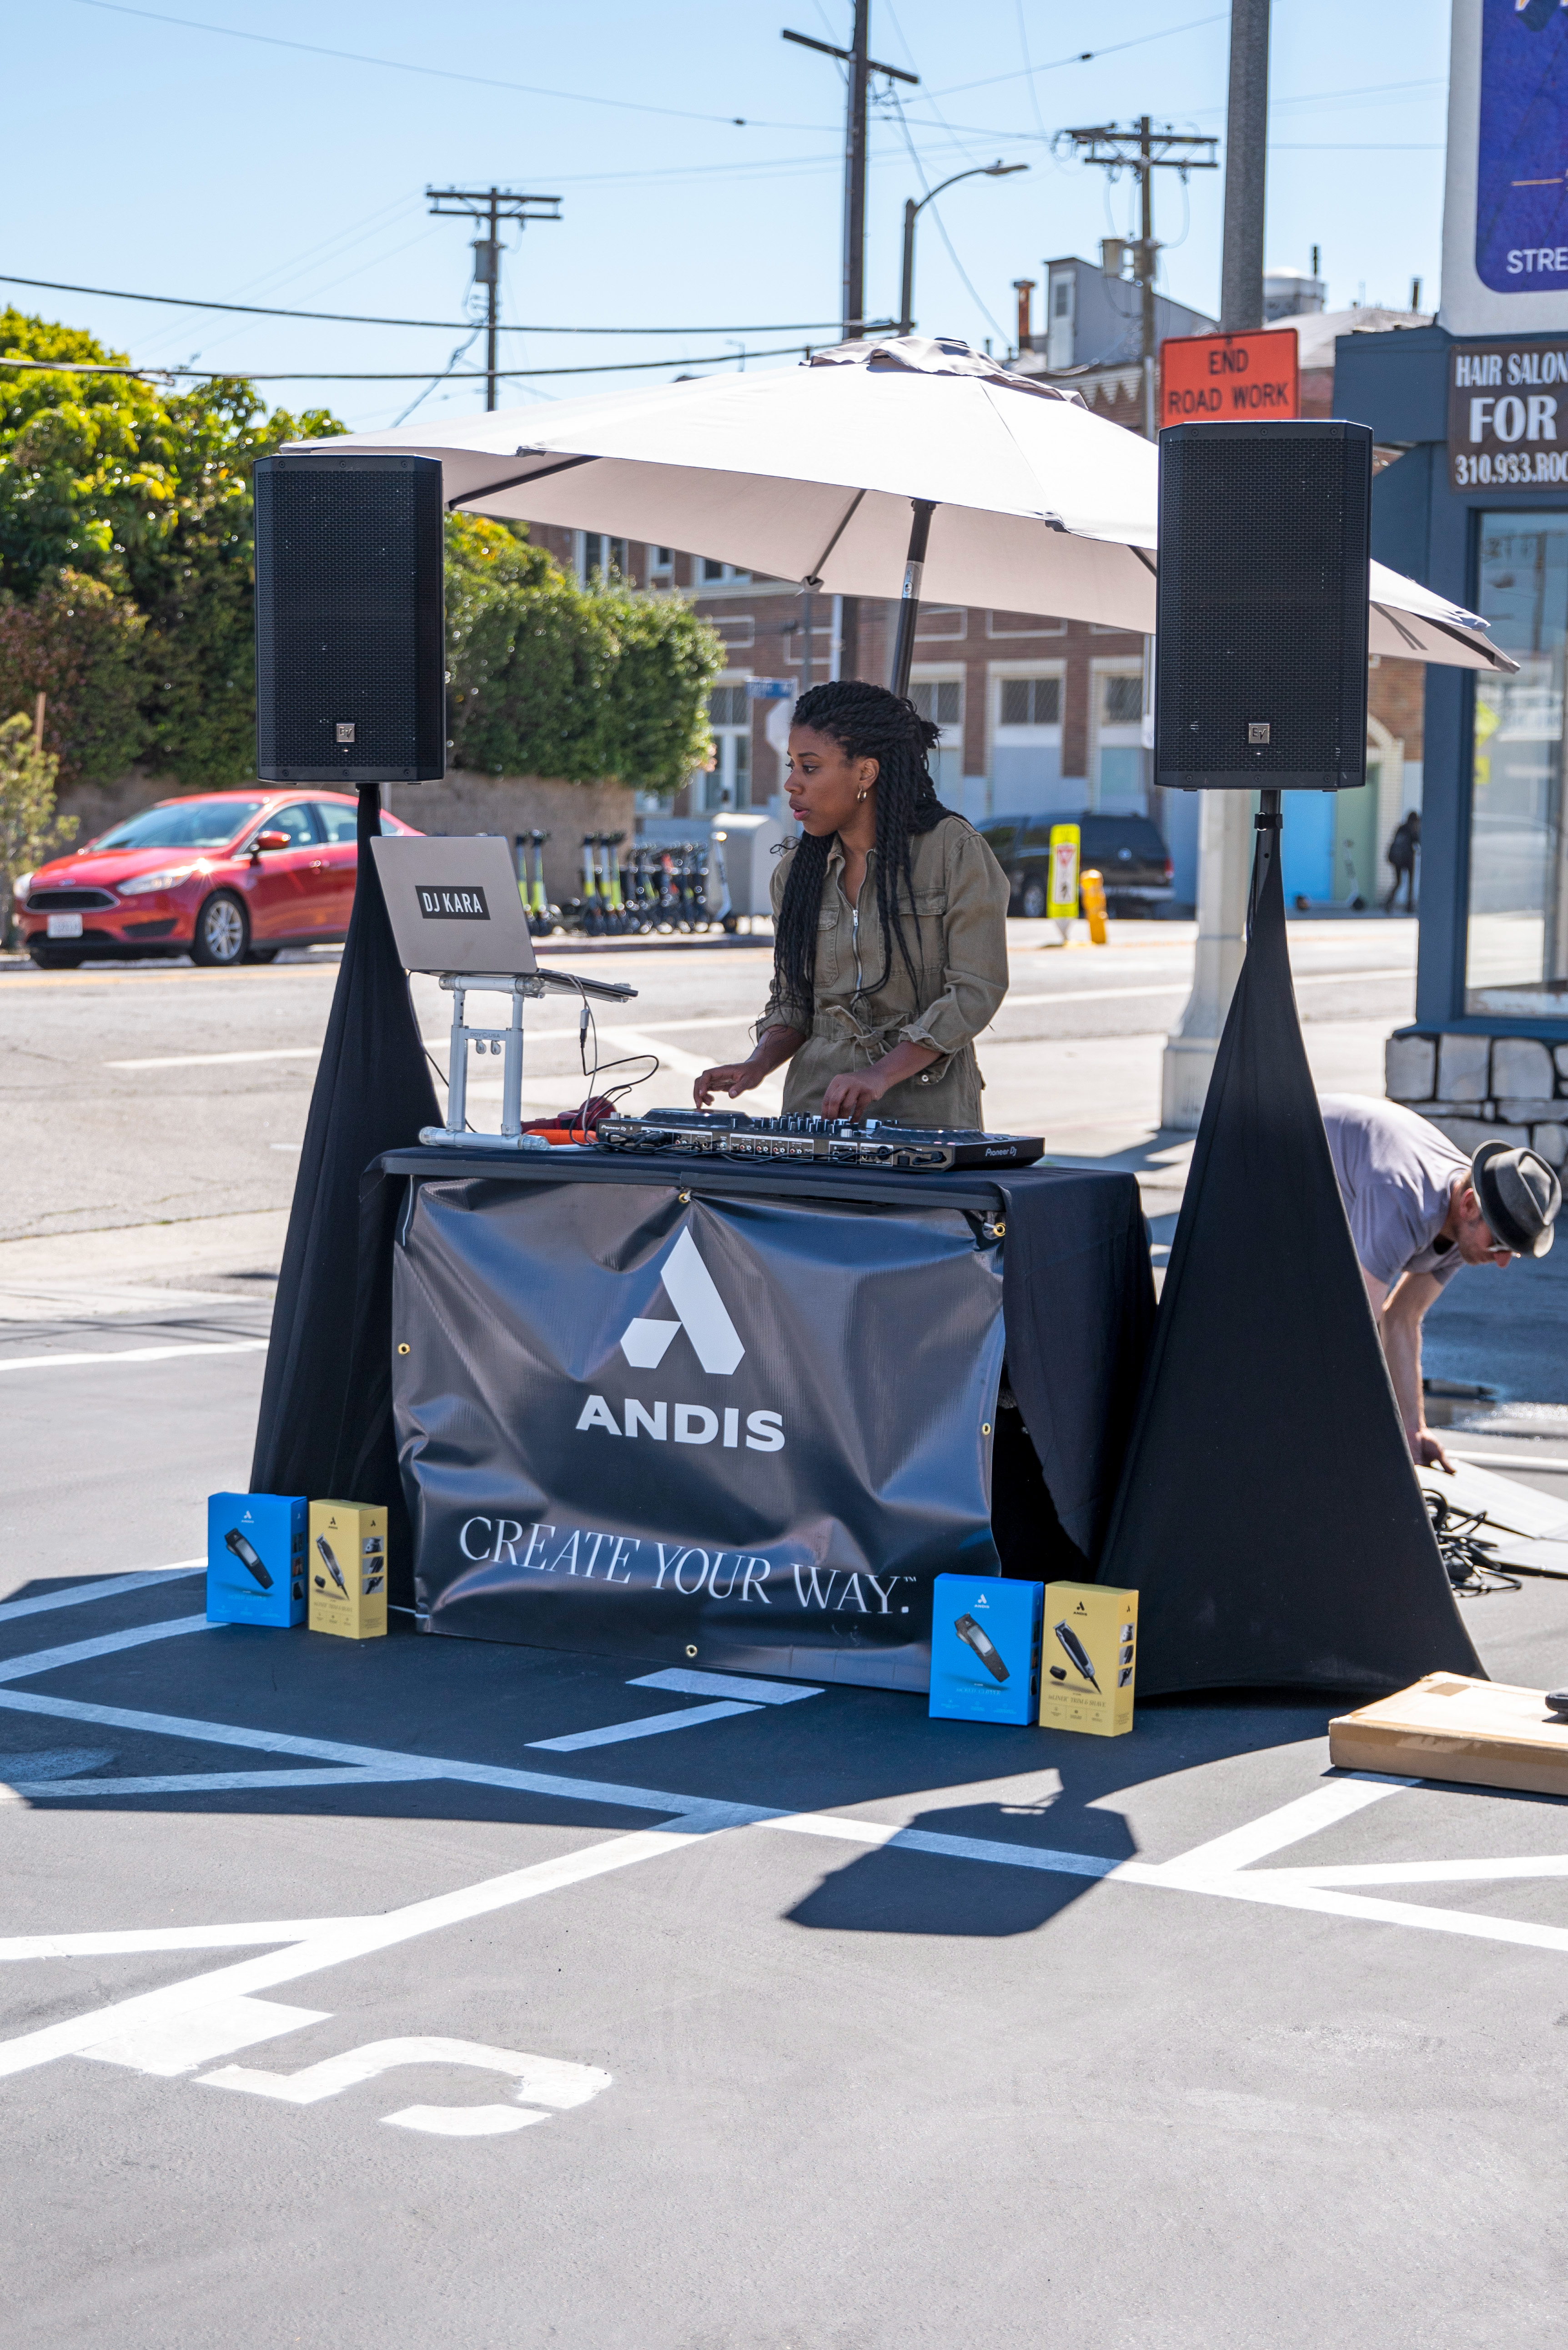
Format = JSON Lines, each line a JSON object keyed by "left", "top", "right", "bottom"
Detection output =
{"left": 293, "top": 335, "right": 1515, "bottom": 680}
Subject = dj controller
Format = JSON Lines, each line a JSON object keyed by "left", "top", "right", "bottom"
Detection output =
{"left": 595, "top": 1108, "right": 1045, "bottom": 1171}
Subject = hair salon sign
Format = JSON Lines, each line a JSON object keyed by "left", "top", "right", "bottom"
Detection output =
{"left": 1448, "top": 338, "right": 1568, "bottom": 488}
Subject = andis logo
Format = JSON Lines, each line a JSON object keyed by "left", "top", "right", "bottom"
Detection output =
{"left": 416, "top": 884, "right": 490, "bottom": 920}
{"left": 575, "top": 1228, "right": 783, "bottom": 1450}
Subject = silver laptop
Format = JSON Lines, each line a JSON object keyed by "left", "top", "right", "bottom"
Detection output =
{"left": 371, "top": 832, "right": 634, "bottom": 1003}
{"left": 371, "top": 834, "right": 537, "bottom": 975}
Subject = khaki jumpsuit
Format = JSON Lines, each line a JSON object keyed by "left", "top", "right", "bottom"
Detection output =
{"left": 758, "top": 818, "right": 1011, "bottom": 1126}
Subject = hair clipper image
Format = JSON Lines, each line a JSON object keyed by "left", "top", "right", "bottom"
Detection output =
{"left": 1118, "top": 1664, "right": 1134, "bottom": 1687}
{"left": 362, "top": 1574, "right": 384, "bottom": 1596}
{"left": 223, "top": 1527, "right": 273, "bottom": 1592}
{"left": 315, "top": 1535, "right": 349, "bottom": 1596}
{"left": 1052, "top": 1619, "right": 1101, "bottom": 1693}
{"left": 954, "top": 1612, "right": 1010, "bottom": 1683}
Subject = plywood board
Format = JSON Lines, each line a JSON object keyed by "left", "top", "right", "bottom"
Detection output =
{"left": 1417, "top": 1459, "right": 1568, "bottom": 1542}
{"left": 1330, "top": 1674, "right": 1568, "bottom": 1798}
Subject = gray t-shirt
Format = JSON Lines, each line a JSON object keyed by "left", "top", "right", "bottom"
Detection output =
{"left": 1320, "top": 1094, "right": 1472, "bottom": 1290}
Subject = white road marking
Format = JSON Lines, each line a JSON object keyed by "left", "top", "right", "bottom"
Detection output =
{"left": 0, "top": 1616, "right": 209, "bottom": 1686}
{"left": 629, "top": 1667, "right": 823, "bottom": 1704}
{"left": 81, "top": 1995, "right": 330, "bottom": 2076}
{"left": 1448, "top": 1451, "right": 1568, "bottom": 1472}
{"left": 0, "top": 1566, "right": 202, "bottom": 1622}
{"left": 0, "top": 1341, "right": 266, "bottom": 1374}
{"left": 1155, "top": 1774, "right": 1415, "bottom": 1876}
{"left": 201, "top": 2034, "right": 608, "bottom": 2112}
{"left": 385, "top": 2104, "right": 545, "bottom": 2136}
{"left": 0, "top": 1921, "right": 360, "bottom": 1963}
{"left": 0, "top": 1823, "right": 737, "bottom": 2080}
{"left": 104, "top": 1047, "right": 320, "bottom": 1070}
{"left": 527, "top": 1698, "right": 763, "bottom": 1752}
{"left": 5, "top": 1768, "right": 435, "bottom": 1800}
{"left": 990, "top": 968, "right": 1412, "bottom": 1015}
{"left": 760, "top": 1809, "right": 1120, "bottom": 1880}
{"left": 1237, "top": 1853, "right": 1568, "bottom": 1888}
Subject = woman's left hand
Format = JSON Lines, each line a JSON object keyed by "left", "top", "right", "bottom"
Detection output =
{"left": 821, "top": 1067, "right": 887, "bottom": 1120}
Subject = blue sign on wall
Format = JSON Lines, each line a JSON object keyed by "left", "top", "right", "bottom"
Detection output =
{"left": 1477, "top": 0, "right": 1568, "bottom": 295}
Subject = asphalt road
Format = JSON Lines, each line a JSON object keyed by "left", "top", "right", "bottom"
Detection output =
{"left": 3, "top": 1329, "right": 1568, "bottom": 2349}
{"left": 5, "top": 912, "right": 1568, "bottom": 2346}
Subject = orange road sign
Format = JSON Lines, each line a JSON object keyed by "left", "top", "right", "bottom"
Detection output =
{"left": 1159, "top": 327, "right": 1299, "bottom": 427}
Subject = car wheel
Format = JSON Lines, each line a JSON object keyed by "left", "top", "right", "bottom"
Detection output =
{"left": 1020, "top": 876, "right": 1048, "bottom": 920}
{"left": 28, "top": 944, "right": 85, "bottom": 969}
{"left": 246, "top": 947, "right": 280, "bottom": 964}
{"left": 191, "top": 891, "right": 249, "bottom": 967}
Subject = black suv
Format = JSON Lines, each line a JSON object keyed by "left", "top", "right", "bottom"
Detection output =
{"left": 978, "top": 811, "right": 1175, "bottom": 919}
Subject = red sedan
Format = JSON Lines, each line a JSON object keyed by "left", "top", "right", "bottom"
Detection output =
{"left": 17, "top": 790, "right": 424, "bottom": 969}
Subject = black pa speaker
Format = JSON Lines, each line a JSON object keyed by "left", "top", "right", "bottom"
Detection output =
{"left": 1154, "top": 420, "right": 1372, "bottom": 793}
{"left": 254, "top": 453, "right": 446, "bottom": 784}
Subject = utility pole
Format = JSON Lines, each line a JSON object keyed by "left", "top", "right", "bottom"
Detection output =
{"left": 1160, "top": 0, "right": 1272, "bottom": 1132}
{"left": 1057, "top": 121, "right": 1216, "bottom": 439}
{"left": 426, "top": 186, "right": 562, "bottom": 411}
{"left": 783, "top": 14, "right": 917, "bottom": 338}
{"left": 782, "top": 11, "right": 917, "bottom": 685}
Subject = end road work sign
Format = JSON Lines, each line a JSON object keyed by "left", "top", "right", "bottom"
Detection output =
{"left": 1159, "top": 329, "right": 1299, "bottom": 428}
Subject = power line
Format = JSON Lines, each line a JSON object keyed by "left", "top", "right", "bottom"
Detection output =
{"left": 0, "top": 341, "right": 829, "bottom": 384}
{"left": 925, "top": 12, "right": 1229, "bottom": 100}
{"left": 0, "top": 272, "right": 867, "bottom": 337}
{"left": 71, "top": 0, "right": 769, "bottom": 126}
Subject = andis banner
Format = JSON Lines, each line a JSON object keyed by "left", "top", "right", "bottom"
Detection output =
{"left": 392, "top": 1175, "right": 1006, "bottom": 1687}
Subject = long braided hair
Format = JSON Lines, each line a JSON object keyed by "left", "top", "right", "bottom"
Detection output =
{"left": 773, "top": 679, "right": 959, "bottom": 1022}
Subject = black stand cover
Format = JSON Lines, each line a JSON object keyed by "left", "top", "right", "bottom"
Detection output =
{"left": 1097, "top": 832, "right": 1483, "bottom": 1696}
{"left": 250, "top": 783, "right": 439, "bottom": 1557}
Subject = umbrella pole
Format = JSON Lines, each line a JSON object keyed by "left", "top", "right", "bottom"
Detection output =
{"left": 888, "top": 498, "right": 936, "bottom": 701}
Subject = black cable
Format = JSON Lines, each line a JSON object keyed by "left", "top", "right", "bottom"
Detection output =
{"left": 1424, "top": 1492, "right": 1523, "bottom": 1596}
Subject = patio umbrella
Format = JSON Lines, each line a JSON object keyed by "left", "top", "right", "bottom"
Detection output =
{"left": 292, "top": 335, "right": 1516, "bottom": 688}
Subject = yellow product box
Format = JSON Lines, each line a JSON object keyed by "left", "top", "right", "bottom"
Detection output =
{"left": 1039, "top": 1582, "right": 1137, "bottom": 1736}
{"left": 307, "top": 1500, "right": 388, "bottom": 1640}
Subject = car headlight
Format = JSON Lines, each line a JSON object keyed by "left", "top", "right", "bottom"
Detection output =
{"left": 118, "top": 866, "right": 197, "bottom": 896}
{"left": 13, "top": 872, "right": 34, "bottom": 902}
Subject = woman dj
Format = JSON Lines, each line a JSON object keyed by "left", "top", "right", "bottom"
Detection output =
{"left": 693, "top": 679, "right": 1010, "bottom": 1125}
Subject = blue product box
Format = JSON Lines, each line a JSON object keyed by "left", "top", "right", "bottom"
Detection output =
{"left": 929, "top": 1574, "right": 1043, "bottom": 1726}
{"left": 206, "top": 1493, "right": 307, "bottom": 1627}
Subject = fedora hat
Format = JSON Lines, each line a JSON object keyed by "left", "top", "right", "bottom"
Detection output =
{"left": 1471, "top": 1140, "right": 1563, "bottom": 1258}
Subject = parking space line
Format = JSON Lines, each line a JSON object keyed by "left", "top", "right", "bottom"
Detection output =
{"left": 0, "top": 1821, "right": 742, "bottom": 2081}
{"left": 104, "top": 1047, "right": 321, "bottom": 1070}
{"left": 0, "top": 1921, "right": 362, "bottom": 1962}
{"left": 0, "top": 1617, "right": 208, "bottom": 1685}
{"left": 527, "top": 1698, "right": 763, "bottom": 1751}
{"left": 0, "top": 1566, "right": 203, "bottom": 1622}
{"left": 0, "top": 1341, "right": 267, "bottom": 1375}
{"left": 1157, "top": 1775, "right": 1415, "bottom": 1875}
{"left": 5, "top": 1768, "right": 437, "bottom": 1799}
{"left": 629, "top": 1668, "right": 823, "bottom": 1705}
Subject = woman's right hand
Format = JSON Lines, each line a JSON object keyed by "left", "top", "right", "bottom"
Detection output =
{"left": 693, "top": 1060, "right": 763, "bottom": 1109}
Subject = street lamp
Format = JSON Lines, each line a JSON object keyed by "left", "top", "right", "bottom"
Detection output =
{"left": 898, "top": 162, "right": 1028, "bottom": 339}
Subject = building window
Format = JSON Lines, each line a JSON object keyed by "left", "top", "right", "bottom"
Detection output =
{"left": 701, "top": 681, "right": 752, "bottom": 813}
{"left": 577, "top": 533, "right": 628, "bottom": 583}
{"left": 1465, "top": 513, "right": 1568, "bottom": 1015}
{"left": 999, "top": 677, "right": 1060, "bottom": 727}
{"left": 910, "top": 677, "right": 964, "bottom": 803}
{"left": 1094, "top": 667, "right": 1146, "bottom": 812}
{"left": 648, "top": 546, "right": 675, "bottom": 579}
{"left": 991, "top": 669, "right": 1064, "bottom": 818}
{"left": 699, "top": 558, "right": 750, "bottom": 584}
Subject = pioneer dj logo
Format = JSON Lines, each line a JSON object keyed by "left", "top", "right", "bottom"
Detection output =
{"left": 618, "top": 1229, "right": 744, "bottom": 1373}
{"left": 416, "top": 884, "right": 490, "bottom": 920}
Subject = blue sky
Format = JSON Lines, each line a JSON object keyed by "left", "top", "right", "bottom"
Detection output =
{"left": 5, "top": 0, "right": 1449, "bottom": 432}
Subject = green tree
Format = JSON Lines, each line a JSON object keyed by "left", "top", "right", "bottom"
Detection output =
{"left": 0, "top": 709, "right": 76, "bottom": 942}
{"left": 0, "top": 308, "right": 342, "bottom": 787}
{"left": 0, "top": 570, "right": 147, "bottom": 784}
{"left": 445, "top": 514, "right": 721, "bottom": 791}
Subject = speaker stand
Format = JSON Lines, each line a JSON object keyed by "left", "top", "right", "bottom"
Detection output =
{"left": 1247, "top": 788, "right": 1283, "bottom": 936}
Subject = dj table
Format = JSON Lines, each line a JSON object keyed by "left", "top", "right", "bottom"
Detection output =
{"left": 354, "top": 1145, "right": 1154, "bottom": 1692}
